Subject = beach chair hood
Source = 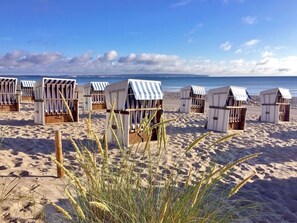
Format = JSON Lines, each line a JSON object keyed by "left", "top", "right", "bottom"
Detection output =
{"left": 180, "top": 85, "right": 206, "bottom": 98}
{"left": 105, "top": 79, "right": 163, "bottom": 110}
{"left": 89, "top": 82, "right": 109, "bottom": 92}
{"left": 208, "top": 86, "right": 248, "bottom": 107}
{"left": 260, "top": 87, "right": 292, "bottom": 104}
{"left": 21, "top": 80, "right": 35, "bottom": 88}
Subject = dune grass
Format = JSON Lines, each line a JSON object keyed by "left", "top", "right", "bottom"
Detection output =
{"left": 0, "top": 178, "right": 19, "bottom": 205}
{"left": 51, "top": 107, "right": 258, "bottom": 223}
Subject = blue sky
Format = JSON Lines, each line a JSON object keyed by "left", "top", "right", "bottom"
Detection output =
{"left": 0, "top": 0, "right": 297, "bottom": 75}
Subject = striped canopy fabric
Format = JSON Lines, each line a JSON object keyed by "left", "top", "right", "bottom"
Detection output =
{"left": 42, "top": 78, "right": 76, "bottom": 100}
{"left": 230, "top": 86, "right": 248, "bottom": 101}
{"left": 0, "top": 77, "right": 17, "bottom": 104}
{"left": 21, "top": 80, "right": 35, "bottom": 88}
{"left": 191, "top": 85, "right": 206, "bottom": 95}
{"left": 278, "top": 88, "right": 292, "bottom": 99}
{"left": 0, "top": 77, "right": 17, "bottom": 93}
{"left": 43, "top": 78, "right": 76, "bottom": 86}
{"left": 129, "top": 79, "right": 163, "bottom": 100}
{"left": 91, "top": 82, "right": 109, "bottom": 91}
{"left": 42, "top": 78, "right": 76, "bottom": 113}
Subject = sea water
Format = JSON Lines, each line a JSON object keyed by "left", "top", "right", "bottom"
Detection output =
{"left": 13, "top": 75, "right": 297, "bottom": 96}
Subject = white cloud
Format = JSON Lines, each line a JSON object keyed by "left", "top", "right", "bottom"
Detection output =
{"left": 1, "top": 50, "right": 297, "bottom": 76}
{"left": 69, "top": 51, "right": 93, "bottom": 64}
{"left": 185, "top": 23, "right": 203, "bottom": 43}
{"left": 242, "top": 16, "right": 257, "bottom": 25}
{"left": 261, "top": 51, "right": 274, "bottom": 58}
{"left": 118, "top": 53, "right": 137, "bottom": 63}
{"left": 230, "top": 59, "right": 244, "bottom": 66}
{"left": 219, "top": 41, "right": 232, "bottom": 51}
{"left": 103, "top": 50, "right": 118, "bottom": 61}
{"left": 245, "top": 39, "right": 260, "bottom": 47}
{"left": 235, "top": 48, "right": 242, "bottom": 54}
{"left": 188, "top": 23, "right": 203, "bottom": 35}
{"left": 171, "top": 0, "right": 192, "bottom": 8}
{"left": 274, "top": 46, "right": 286, "bottom": 50}
{"left": 118, "top": 53, "right": 180, "bottom": 65}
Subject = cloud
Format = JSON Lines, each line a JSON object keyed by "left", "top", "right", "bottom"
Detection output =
{"left": 230, "top": 59, "right": 244, "bottom": 66}
{"left": 185, "top": 23, "right": 203, "bottom": 43}
{"left": 118, "top": 53, "right": 180, "bottom": 65}
{"left": 256, "top": 58, "right": 270, "bottom": 65}
{"left": 242, "top": 16, "right": 257, "bottom": 25}
{"left": 69, "top": 51, "right": 93, "bottom": 64}
{"left": 219, "top": 41, "right": 232, "bottom": 51}
{"left": 235, "top": 48, "right": 242, "bottom": 54}
{"left": 261, "top": 51, "right": 274, "bottom": 58}
{"left": 103, "top": 50, "right": 118, "bottom": 61}
{"left": 170, "top": 0, "right": 192, "bottom": 7}
{"left": 19, "top": 52, "right": 62, "bottom": 65}
{"left": 118, "top": 53, "right": 137, "bottom": 63}
{"left": 1, "top": 50, "right": 297, "bottom": 76}
{"left": 188, "top": 23, "right": 203, "bottom": 35}
{"left": 234, "top": 39, "right": 261, "bottom": 55}
{"left": 274, "top": 46, "right": 286, "bottom": 50}
{"left": 244, "top": 39, "right": 260, "bottom": 47}
{"left": 277, "top": 68, "right": 289, "bottom": 72}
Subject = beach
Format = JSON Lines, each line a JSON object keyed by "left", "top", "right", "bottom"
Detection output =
{"left": 1, "top": 92, "right": 297, "bottom": 222}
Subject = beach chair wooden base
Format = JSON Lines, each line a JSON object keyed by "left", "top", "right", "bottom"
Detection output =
{"left": 191, "top": 106, "right": 205, "bottom": 113}
{"left": 44, "top": 100, "right": 79, "bottom": 124}
{"left": 0, "top": 104, "right": 19, "bottom": 112}
{"left": 129, "top": 129, "right": 157, "bottom": 144}
{"left": 21, "top": 96, "right": 34, "bottom": 103}
{"left": 44, "top": 113, "right": 77, "bottom": 124}
{"left": 92, "top": 103, "right": 106, "bottom": 111}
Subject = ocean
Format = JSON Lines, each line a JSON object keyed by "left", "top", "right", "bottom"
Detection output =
{"left": 11, "top": 75, "right": 297, "bottom": 96}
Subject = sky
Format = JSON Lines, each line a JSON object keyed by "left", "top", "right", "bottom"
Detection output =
{"left": 0, "top": 0, "right": 297, "bottom": 76}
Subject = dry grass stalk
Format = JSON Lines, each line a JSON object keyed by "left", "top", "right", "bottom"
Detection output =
{"left": 49, "top": 106, "right": 258, "bottom": 223}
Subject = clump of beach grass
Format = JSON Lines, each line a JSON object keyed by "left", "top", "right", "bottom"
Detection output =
{"left": 52, "top": 108, "right": 258, "bottom": 223}
{"left": 0, "top": 178, "right": 19, "bottom": 205}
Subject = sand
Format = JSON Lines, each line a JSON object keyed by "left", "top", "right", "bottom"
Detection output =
{"left": 1, "top": 92, "right": 297, "bottom": 222}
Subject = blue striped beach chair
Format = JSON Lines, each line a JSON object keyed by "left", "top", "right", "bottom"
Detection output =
{"left": 34, "top": 78, "right": 79, "bottom": 125}
{"left": 259, "top": 88, "right": 291, "bottom": 123}
{"left": 105, "top": 79, "right": 163, "bottom": 146}
{"left": 0, "top": 77, "right": 20, "bottom": 112}
{"left": 83, "top": 82, "right": 109, "bottom": 112}
{"left": 207, "top": 86, "right": 248, "bottom": 132}
{"left": 18, "top": 80, "right": 36, "bottom": 103}
{"left": 180, "top": 85, "right": 206, "bottom": 114}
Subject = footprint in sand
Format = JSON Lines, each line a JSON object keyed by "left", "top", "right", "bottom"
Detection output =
{"left": 0, "top": 165, "right": 8, "bottom": 170}
{"left": 14, "top": 162, "right": 22, "bottom": 167}
{"left": 19, "top": 170, "right": 30, "bottom": 177}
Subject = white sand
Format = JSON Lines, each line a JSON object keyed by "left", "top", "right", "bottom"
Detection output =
{"left": 0, "top": 94, "right": 297, "bottom": 222}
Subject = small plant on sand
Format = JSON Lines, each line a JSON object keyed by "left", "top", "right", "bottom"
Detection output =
{"left": 51, "top": 108, "right": 258, "bottom": 223}
{"left": 0, "top": 178, "right": 19, "bottom": 205}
